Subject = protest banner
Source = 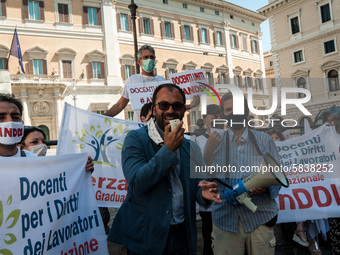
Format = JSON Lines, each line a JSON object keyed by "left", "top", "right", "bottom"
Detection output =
{"left": 0, "top": 153, "right": 108, "bottom": 255}
{"left": 57, "top": 103, "right": 143, "bottom": 207}
{"left": 126, "top": 69, "right": 208, "bottom": 111}
{"left": 276, "top": 125, "right": 340, "bottom": 223}
{"left": 125, "top": 80, "right": 169, "bottom": 111}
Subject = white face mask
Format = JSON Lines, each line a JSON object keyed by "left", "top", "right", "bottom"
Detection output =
{"left": 29, "top": 143, "right": 47, "bottom": 156}
{"left": 0, "top": 121, "right": 24, "bottom": 145}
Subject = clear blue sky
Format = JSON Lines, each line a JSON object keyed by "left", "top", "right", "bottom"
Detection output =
{"left": 226, "top": 0, "right": 271, "bottom": 52}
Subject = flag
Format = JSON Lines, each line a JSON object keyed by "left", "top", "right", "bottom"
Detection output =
{"left": 9, "top": 28, "right": 25, "bottom": 74}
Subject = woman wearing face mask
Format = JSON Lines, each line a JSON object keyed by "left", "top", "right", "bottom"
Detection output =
{"left": 19, "top": 126, "right": 47, "bottom": 156}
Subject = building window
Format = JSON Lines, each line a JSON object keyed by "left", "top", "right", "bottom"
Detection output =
{"left": 33, "top": 60, "right": 43, "bottom": 75}
{"left": 120, "top": 14, "right": 128, "bottom": 31}
{"left": 246, "top": 77, "right": 252, "bottom": 87}
{"left": 320, "top": 3, "right": 331, "bottom": 23}
{"left": 203, "top": 52, "right": 208, "bottom": 56}
{"left": 297, "top": 77, "right": 306, "bottom": 98}
{"left": 163, "top": 0, "right": 168, "bottom": 4}
{"left": 271, "top": 78, "right": 275, "bottom": 87}
{"left": 128, "top": 111, "right": 134, "bottom": 121}
{"left": 165, "top": 22, "right": 171, "bottom": 38}
{"left": 201, "top": 28, "right": 207, "bottom": 43}
{"left": 230, "top": 15, "right": 234, "bottom": 19}
{"left": 125, "top": 65, "right": 132, "bottom": 80}
{"left": 270, "top": 61, "right": 273, "bottom": 66}
{"left": 183, "top": 3, "right": 187, "bottom": 8}
{"left": 255, "top": 78, "right": 263, "bottom": 90}
{"left": 235, "top": 75, "right": 241, "bottom": 87}
{"left": 293, "top": 50, "right": 304, "bottom": 63}
{"left": 92, "top": 62, "right": 101, "bottom": 79}
{"left": 328, "top": 70, "right": 339, "bottom": 92}
{"left": 96, "top": 110, "right": 105, "bottom": 115}
{"left": 88, "top": 7, "right": 97, "bottom": 25}
{"left": 184, "top": 25, "right": 190, "bottom": 41}
{"left": 231, "top": 34, "right": 238, "bottom": 48}
{"left": 28, "top": 1, "right": 40, "bottom": 20}
{"left": 58, "top": 3, "right": 69, "bottom": 23}
{"left": 219, "top": 54, "right": 223, "bottom": 57}
{"left": 242, "top": 36, "right": 248, "bottom": 51}
{"left": 290, "top": 16, "right": 300, "bottom": 34}
{"left": 324, "top": 40, "right": 335, "bottom": 54}
{"left": 216, "top": 31, "right": 222, "bottom": 46}
{"left": 215, "top": 11, "right": 219, "bottom": 16}
{"left": 0, "top": 59, "right": 4, "bottom": 69}
{"left": 143, "top": 18, "right": 150, "bottom": 34}
{"left": 251, "top": 40, "right": 258, "bottom": 53}
{"left": 62, "top": 60, "right": 72, "bottom": 78}
{"left": 200, "top": 7, "right": 204, "bottom": 12}
{"left": 251, "top": 22, "right": 255, "bottom": 26}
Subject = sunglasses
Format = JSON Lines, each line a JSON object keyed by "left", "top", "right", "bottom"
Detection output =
{"left": 156, "top": 101, "right": 185, "bottom": 111}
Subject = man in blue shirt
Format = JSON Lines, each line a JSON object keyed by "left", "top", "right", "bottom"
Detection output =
{"left": 108, "top": 83, "right": 222, "bottom": 255}
{"left": 205, "top": 92, "right": 280, "bottom": 255}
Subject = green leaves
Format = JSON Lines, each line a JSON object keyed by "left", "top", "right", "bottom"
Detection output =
{"left": 0, "top": 196, "right": 20, "bottom": 253}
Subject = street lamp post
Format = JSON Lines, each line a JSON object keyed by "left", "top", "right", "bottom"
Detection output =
{"left": 128, "top": 0, "right": 140, "bottom": 74}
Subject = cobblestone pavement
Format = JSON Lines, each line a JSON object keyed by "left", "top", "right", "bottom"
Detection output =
{"left": 106, "top": 209, "right": 330, "bottom": 255}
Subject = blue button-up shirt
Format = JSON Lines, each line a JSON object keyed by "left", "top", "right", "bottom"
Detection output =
{"left": 211, "top": 127, "right": 280, "bottom": 233}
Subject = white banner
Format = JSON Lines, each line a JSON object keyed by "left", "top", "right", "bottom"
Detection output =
{"left": 57, "top": 103, "right": 143, "bottom": 207}
{"left": 276, "top": 125, "right": 340, "bottom": 223}
{"left": 126, "top": 80, "right": 169, "bottom": 111}
{"left": 0, "top": 153, "right": 108, "bottom": 254}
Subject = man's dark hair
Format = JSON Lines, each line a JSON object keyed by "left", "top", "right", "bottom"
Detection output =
{"left": 221, "top": 91, "right": 249, "bottom": 115}
{"left": 0, "top": 93, "right": 23, "bottom": 116}
{"left": 137, "top": 44, "right": 155, "bottom": 59}
{"left": 152, "top": 83, "right": 186, "bottom": 105}
{"left": 140, "top": 102, "right": 153, "bottom": 119}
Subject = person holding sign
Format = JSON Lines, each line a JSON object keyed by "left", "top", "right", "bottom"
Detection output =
{"left": 0, "top": 93, "right": 94, "bottom": 173}
{"left": 204, "top": 92, "right": 280, "bottom": 255}
{"left": 108, "top": 83, "right": 222, "bottom": 255}
{"left": 105, "top": 45, "right": 166, "bottom": 122}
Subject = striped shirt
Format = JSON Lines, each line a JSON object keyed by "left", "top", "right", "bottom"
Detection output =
{"left": 211, "top": 127, "right": 280, "bottom": 233}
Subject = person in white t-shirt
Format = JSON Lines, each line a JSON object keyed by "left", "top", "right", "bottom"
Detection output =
{"left": 0, "top": 94, "right": 94, "bottom": 173}
{"left": 106, "top": 44, "right": 200, "bottom": 122}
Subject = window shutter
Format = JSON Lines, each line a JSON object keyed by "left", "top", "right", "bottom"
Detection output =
{"left": 87, "top": 62, "right": 93, "bottom": 79}
{"left": 217, "top": 73, "right": 221, "bottom": 83}
{"left": 251, "top": 40, "right": 254, "bottom": 53}
{"left": 160, "top": 21, "right": 165, "bottom": 37}
{"left": 116, "top": 13, "right": 121, "bottom": 30}
{"left": 256, "top": 41, "right": 259, "bottom": 53}
{"left": 180, "top": 25, "right": 184, "bottom": 40}
{"left": 28, "top": 60, "right": 33, "bottom": 74}
{"left": 64, "top": 4, "right": 69, "bottom": 23}
{"left": 206, "top": 30, "right": 210, "bottom": 44}
{"left": 150, "top": 19, "right": 154, "bottom": 35}
{"left": 1, "top": 0, "right": 6, "bottom": 17}
{"left": 210, "top": 73, "right": 214, "bottom": 85}
{"left": 236, "top": 35, "right": 239, "bottom": 48}
{"left": 121, "top": 65, "right": 126, "bottom": 80}
{"left": 189, "top": 26, "right": 194, "bottom": 41}
{"left": 4, "top": 58, "right": 8, "bottom": 69}
{"left": 229, "top": 34, "right": 233, "bottom": 47}
{"left": 242, "top": 37, "right": 247, "bottom": 51}
{"left": 83, "top": 6, "right": 88, "bottom": 25}
{"left": 170, "top": 23, "right": 175, "bottom": 38}
{"left": 213, "top": 31, "right": 216, "bottom": 46}
{"left": 42, "top": 60, "right": 47, "bottom": 75}
{"left": 222, "top": 32, "right": 225, "bottom": 46}
{"left": 198, "top": 29, "right": 202, "bottom": 44}
{"left": 39, "top": 1, "right": 44, "bottom": 21}
{"left": 58, "top": 4, "right": 63, "bottom": 22}
{"left": 174, "top": 69, "right": 177, "bottom": 73}
{"left": 22, "top": 0, "right": 28, "bottom": 19}
{"left": 138, "top": 17, "right": 143, "bottom": 34}
{"left": 100, "top": 62, "right": 105, "bottom": 79}
{"left": 131, "top": 66, "right": 136, "bottom": 75}
{"left": 127, "top": 14, "right": 131, "bottom": 31}
{"left": 97, "top": 8, "right": 102, "bottom": 26}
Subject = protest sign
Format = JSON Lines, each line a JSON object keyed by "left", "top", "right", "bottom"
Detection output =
{"left": 276, "top": 125, "right": 340, "bottom": 223}
{"left": 125, "top": 80, "right": 169, "bottom": 111}
{"left": 57, "top": 103, "right": 143, "bottom": 207}
{"left": 0, "top": 153, "right": 108, "bottom": 255}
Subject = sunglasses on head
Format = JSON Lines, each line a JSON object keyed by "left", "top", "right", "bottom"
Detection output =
{"left": 156, "top": 101, "right": 185, "bottom": 111}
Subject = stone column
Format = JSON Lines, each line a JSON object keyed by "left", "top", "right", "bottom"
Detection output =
{"left": 223, "top": 22, "right": 234, "bottom": 83}
{"left": 20, "top": 88, "right": 31, "bottom": 126}
{"left": 102, "top": 0, "right": 122, "bottom": 86}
